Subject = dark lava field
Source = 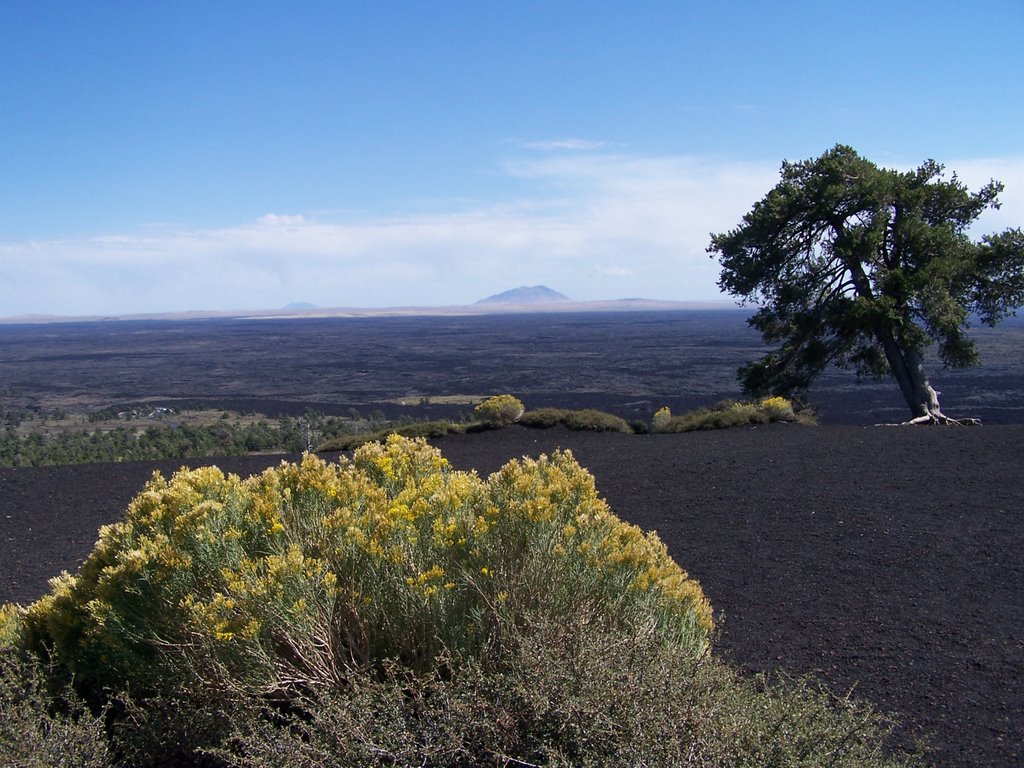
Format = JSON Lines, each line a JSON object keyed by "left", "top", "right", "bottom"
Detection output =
{"left": 1, "top": 309, "right": 1022, "bottom": 424}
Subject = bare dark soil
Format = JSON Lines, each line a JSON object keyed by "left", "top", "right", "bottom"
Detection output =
{"left": 2, "top": 424, "right": 1022, "bottom": 768}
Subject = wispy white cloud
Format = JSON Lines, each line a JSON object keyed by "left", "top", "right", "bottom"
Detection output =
{"left": 513, "top": 138, "right": 610, "bottom": 151}
{"left": 256, "top": 213, "right": 307, "bottom": 226}
{"left": 596, "top": 265, "right": 634, "bottom": 277}
{"left": 946, "top": 156, "right": 1024, "bottom": 233}
{"left": 1, "top": 152, "right": 1021, "bottom": 317}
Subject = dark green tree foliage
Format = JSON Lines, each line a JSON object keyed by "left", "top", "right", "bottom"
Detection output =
{"left": 709, "top": 145, "right": 1024, "bottom": 423}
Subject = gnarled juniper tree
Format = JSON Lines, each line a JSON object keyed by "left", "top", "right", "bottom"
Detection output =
{"left": 709, "top": 144, "right": 1024, "bottom": 424}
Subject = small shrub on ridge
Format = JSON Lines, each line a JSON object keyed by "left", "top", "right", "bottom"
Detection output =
{"left": 473, "top": 394, "right": 525, "bottom": 427}
{"left": 654, "top": 396, "right": 807, "bottom": 433}
{"left": 518, "top": 407, "right": 565, "bottom": 428}
{"left": 563, "top": 408, "right": 633, "bottom": 432}
{"left": 315, "top": 419, "right": 462, "bottom": 452}
{"left": 759, "top": 394, "right": 797, "bottom": 421}
{"left": 519, "top": 407, "right": 634, "bottom": 433}
{"left": 652, "top": 405, "right": 672, "bottom": 431}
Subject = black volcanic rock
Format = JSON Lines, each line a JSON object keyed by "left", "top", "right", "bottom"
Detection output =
{"left": 477, "top": 285, "right": 571, "bottom": 304}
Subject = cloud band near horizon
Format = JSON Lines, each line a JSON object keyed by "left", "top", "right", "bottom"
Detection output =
{"left": 2, "top": 152, "right": 1021, "bottom": 317}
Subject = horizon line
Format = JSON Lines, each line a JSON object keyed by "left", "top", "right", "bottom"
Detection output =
{"left": 0, "top": 297, "right": 745, "bottom": 325}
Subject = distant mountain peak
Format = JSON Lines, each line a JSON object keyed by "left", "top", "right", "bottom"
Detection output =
{"left": 477, "top": 285, "right": 571, "bottom": 305}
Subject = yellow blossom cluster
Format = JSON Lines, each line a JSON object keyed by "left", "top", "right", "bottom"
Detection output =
{"left": 758, "top": 396, "right": 795, "bottom": 419}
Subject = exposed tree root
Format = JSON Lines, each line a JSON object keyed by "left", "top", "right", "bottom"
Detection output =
{"left": 877, "top": 410, "right": 982, "bottom": 426}
{"left": 900, "top": 412, "right": 981, "bottom": 426}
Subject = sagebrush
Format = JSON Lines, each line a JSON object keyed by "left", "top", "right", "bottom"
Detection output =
{"left": 652, "top": 396, "right": 807, "bottom": 433}
{"left": 13, "top": 436, "right": 711, "bottom": 698}
{"left": 520, "top": 407, "right": 633, "bottom": 432}
{"left": 474, "top": 394, "right": 525, "bottom": 427}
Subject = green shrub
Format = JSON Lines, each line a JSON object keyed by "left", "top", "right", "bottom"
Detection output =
{"left": 0, "top": 603, "right": 20, "bottom": 649}
{"left": 0, "top": 410, "right": 362, "bottom": 468}
{"left": 563, "top": 408, "right": 633, "bottom": 433}
{"left": 0, "top": 653, "right": 111, "bottom": 767}
{"left": 17, "top": 436, "right": 712, "bottom": 699}
{"left": 518, "top": 406, "right": 566, "bottom": 428}
{"left": 473, "top": 394, "right": 525, "bottom": 427}
{"left": 520, "top": 407, "right": 634, "bottom": 433}
{"left": 106, "top": 691, "right": 241, "bottom": 768}
{"left": 0, "top": 621, "right": 923, "bottom": 768}
{"left": 0, "top": 618, "right": 925, "bottom": 768}
{"left": 654, "top": 396, "right": 808, "bottom": 433}
{"left": 628, "top": 418, "right": 650, "bottom": 434}
{"left": 315, "top": 420, "right": 462, "bottom": 452}
{"left": 215, "top": 617, "right": 919, "bottom": 768}
{"left": 652, "top": 405, "right": 672, "bottom": 431}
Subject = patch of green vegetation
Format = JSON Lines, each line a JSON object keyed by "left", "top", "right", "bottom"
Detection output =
{"left": 210, "top": 629, "right": 920, "bottom": 768}
{"left": 0, "top": 393, "right": 818, "bottom": 467}
{"left": 474, "top": 394, "right": 525, "bottom": 427}
{"left": 0, "top": 408, "right": 358, "bottom": 467}
{"left": 0, "top": 653, "right": 110, "bottom": 767}
{"left": 520, "top": 407, "right": 634, "bottom": 433}
{"left": 315, "top": 419, "right": 466, "bottom": 451}
{"left": 652, "top": 396, "right": 815, "bottom": 433}
{"left": 383, "top": 394, "right": 490, "bottom": 406}
{"left": 516, "top": 407, "right": 564, "bottom": 429}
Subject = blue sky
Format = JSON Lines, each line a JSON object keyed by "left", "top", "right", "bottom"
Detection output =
{"left": 2, "top": 1, "right": 1022, "bottom": 316}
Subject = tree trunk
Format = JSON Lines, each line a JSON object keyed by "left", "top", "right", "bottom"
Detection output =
{"left": 842, "top": 256, "right": 978, "bottom": 424}
{"left": 875, "top": 330, "right": 978, "bottom": 425}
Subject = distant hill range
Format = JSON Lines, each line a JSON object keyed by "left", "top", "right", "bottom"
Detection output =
{"left": 1, "top": 291, "right": 742, "bottom": 325}
{"left": 476, "top": 286, "right": 571, "bottom": 305}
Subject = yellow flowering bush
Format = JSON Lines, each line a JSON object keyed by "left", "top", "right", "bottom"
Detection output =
{"left": 0, "top": 604, "right": 20, "bottom": 650}
{"left": 474, "top": 394, "right": 525, "bottom": 427}
{"left": 759, "top": 395, "right": 796, "bottom": 420}
{"left": 14, "top": 436, "right": 712, "bottom": 697}
{"left": 652, "top": 406, "right": 672, "bottom": 430}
